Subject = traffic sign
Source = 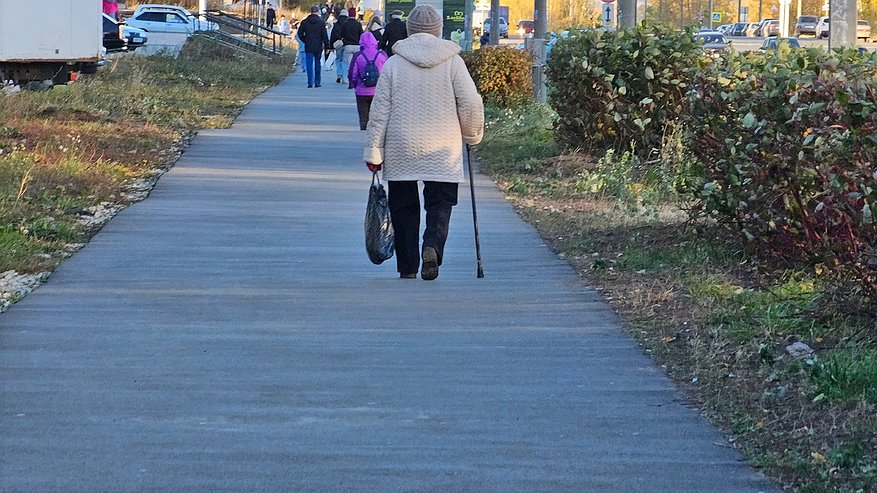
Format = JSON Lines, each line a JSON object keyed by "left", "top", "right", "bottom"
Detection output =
{"left": 602, "top": 3, "right": 615, "bottom": 28}
{"left": 711, "top": 12, "right": 721, "bottom": 22}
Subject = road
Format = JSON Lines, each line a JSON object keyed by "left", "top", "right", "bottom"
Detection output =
{"left": 729, "top": 35, "right": 877, "bottom": 51}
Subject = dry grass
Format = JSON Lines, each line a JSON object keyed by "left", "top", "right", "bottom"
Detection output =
{"left": 0, "top": 37, "right": 291, "bottom": 274}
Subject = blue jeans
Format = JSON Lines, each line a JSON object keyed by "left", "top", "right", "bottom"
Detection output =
{"left": 297, "top": 47, "right": 306, "bottom": 72}
{"left": 335, "top": 48, "right": 346, "bottom": 80}
{"left": 305, "top": 52, "right": 322, "bottom": 87}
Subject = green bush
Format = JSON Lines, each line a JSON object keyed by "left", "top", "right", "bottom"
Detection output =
{"left": 545, "top": 25, "right": 704, "bottom": 156}
{"left": 682, "top": 47, "right": 877, "bottom": 297}
{"left": 461, "top": 46, "right": 533, "bottom": 108}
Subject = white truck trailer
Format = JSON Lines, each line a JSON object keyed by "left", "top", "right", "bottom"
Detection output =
{"left": 0, "top": 0, "right": 103, "bottom": 85}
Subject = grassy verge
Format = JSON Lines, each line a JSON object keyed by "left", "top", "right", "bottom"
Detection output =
{"left": 477, "top": 103, "right": 877, "bottom": 492}
{"left": 0, "top": 37, "right": 290, "bottom": 288}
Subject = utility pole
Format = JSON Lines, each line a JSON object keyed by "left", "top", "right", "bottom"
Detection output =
{"left": 708, "top": 0, "right": 713, "bottom": 28}
{"left": 464, "top": 0, "right": 474, "bottom": 50}
{"left": 619, "top": 0, "right": 636, "bottom": 26}
{"left": 534, "top": 0, "right": 547, "bottom": 35}
{"left": 680, "top": 0, "right": 685, "bottom": 28}
{"left": 528, "top": 0, "right": 547, "bottom": 102}
{"left": 489, "top": 0, "right": 500, "bottom": 45}
{"left": 828, "top": 0, "right": 857, "bottom": 48}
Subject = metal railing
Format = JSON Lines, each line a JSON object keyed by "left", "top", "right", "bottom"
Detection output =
{"left": 203, "top": 10, "right": 288, "bottom": 56}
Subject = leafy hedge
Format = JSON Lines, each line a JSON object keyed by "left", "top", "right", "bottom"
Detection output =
{"left": 545, "top": 25, "right": 703, "bottom": 156}
{"left": 683, "top": 47, "right": 877, "bottom": 295}
{"left": 461, "top": 46, "right": 533, "bottom": 107}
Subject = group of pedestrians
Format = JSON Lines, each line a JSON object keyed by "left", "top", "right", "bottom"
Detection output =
{"left": 296, "top": 6, "right": 408, "bottom": 88}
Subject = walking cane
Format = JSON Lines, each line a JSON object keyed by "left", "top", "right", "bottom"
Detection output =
{"left": 466, "top": 144, "right": 485, "bottom": 278}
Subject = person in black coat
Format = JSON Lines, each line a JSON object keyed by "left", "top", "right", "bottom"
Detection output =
{"left": 379, "top": 10, "right": 407, "bottom": 56}
{"left": 329, "top": 10, "right": 363, "bottom": 84}
{"left": 298, "top": 6, "right": 331, "bottom": 88}
{"left": 265, "top": 3, "right": 276, "bottom": 30}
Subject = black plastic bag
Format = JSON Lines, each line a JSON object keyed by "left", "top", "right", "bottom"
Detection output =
{"left": 365, "top": 171, "right": 395, "bottom": 264}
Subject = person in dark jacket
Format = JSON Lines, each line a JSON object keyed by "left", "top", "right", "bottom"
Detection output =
{"left": 379, "top": 10, "right": 407, "bottom": 56}
{"left": 329, "top": 10, "right": 363, "bottom": 84}
{"left": 298, "top": 6, "right": 331, "bottom": 88}
{"left": 265, "top": 3, "right": 277, "bottom": 30}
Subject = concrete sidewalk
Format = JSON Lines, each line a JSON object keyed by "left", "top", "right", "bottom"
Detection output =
{"left": 0, "top": 71, "right": 776, "bottom": 492}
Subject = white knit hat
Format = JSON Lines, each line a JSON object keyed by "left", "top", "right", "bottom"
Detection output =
{"left": 406, "top": 5, "right": 442, "bottom": 37}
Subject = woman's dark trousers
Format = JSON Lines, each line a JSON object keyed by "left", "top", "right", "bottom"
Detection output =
{"left": 387, "top": 181, "right": 458, "bottom": 275}
{"left": 356, "top": 95, "right": 374, "bottom": 130}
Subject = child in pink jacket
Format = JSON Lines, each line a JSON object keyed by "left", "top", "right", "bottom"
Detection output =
{"left": 348, "top": 32, "right": 388, "bottom": 130}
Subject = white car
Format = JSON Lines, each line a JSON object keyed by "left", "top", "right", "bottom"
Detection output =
{"left": 815, "top": 16, "right": 829, "bottom": 38}
{"left": 126, "top": 5, "right": 218, "bottom": 34}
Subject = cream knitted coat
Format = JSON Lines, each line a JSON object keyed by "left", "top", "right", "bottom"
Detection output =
{"left": 363, "top": 33, "right": 484, "bottom": 183}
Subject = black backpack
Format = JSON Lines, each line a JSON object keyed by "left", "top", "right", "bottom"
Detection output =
{"left": 362, "top": 52, "right": 382, "bottom": 87}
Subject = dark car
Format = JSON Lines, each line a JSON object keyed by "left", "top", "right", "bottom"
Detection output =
{"left": 694, "top": 31, "right": 731, "bottom": 52}
{"left": 760, "top": 36, "right": 801, "bottom": 50}
{"left": 730, "top": 22, "right": 747, "bottom": 36}
{"left": 102, "top": 13, "right": 126, "bottom": 52}
{"left": 795, "top": 15, "right": 819, "bottom": 36}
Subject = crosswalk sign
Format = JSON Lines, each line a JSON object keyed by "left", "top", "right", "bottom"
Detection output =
{"left": 711, "top": 12, "right": 721, "bottom": 22}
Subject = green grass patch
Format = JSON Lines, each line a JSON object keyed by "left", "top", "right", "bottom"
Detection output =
{"left": 690, "top": 276, "right": 822, "bottom": 342}
{"left": 811, "top": 348, "right": 877, "bottom": 404}
{"left": 616, "top": 243, "right": 738, "bottom": 272}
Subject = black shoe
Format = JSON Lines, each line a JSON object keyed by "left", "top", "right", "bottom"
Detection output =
{"left": 421, "top": 247, "right": 438, "bottom": 281}
{"left": 336, "top": 76, "right": 341, "bottom": 83}
{"left": 315, "top": 84, "right": 321, "bottom": 88}
{"left": 307, "top": 85, "right": 313, "bottom": 88}
{"left": 400, "top": 273, "right": 417, "bottom": 279}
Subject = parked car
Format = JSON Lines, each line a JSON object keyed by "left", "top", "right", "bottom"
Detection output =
{"left": 745, "top": 22, "right": 759, "bottom": 36}
{"left": 102, "top": 13, "right": 126, "bottom": 52}
{"left": 517, "top": 19, "right": 534, "bottom": 35}
{"left": 858, "top": 19, "right": 872, "bottom": 41}
{"left": 760, "top": 36, "right": 801, "bottom": 50}
{"left": 717, "top": 24, "right": 733, "bottom": 35}
{"left": 125, "top": 4, "right": 218, "bottom": 34}
{"left": 123, "top": 25, "right": 148, "bottom": 51}
{"left": 482, "top": 17, "right": 509, "bottom": 38}
{"left": 794, "top": 15, "right": 819, "bottom": 36}
{"left": 694, "top": 31, "right": 731, "bottom": 52}
{"left": 816, "top": 16, "right": 829, "bottom": 38}
{"left": 754, "top": 18, "right": 778, "bottom": 36}
{"left": 730, "top": 22, "right": 747, "bottom": 36}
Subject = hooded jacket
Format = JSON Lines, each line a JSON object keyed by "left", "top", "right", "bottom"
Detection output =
{"left": 348, "top": 32, "right": 388, "bottom": 97}
{"left": 363, "top": 33, "right": 484, "bottom": 183}
{"left": 298, "top": 13, "right": 330, "bottom": 54}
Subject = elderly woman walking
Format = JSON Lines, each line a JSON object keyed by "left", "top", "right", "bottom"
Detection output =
{"left": 363, "top": 5, "right": 484, "bottom": 281}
